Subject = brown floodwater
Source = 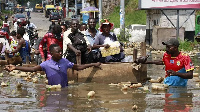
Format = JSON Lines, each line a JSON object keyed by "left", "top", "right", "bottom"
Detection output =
{"left": 0, "top": 55, "right": 200, "bottom": 112}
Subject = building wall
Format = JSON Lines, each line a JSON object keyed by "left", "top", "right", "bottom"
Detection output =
{"left": 85, "top": 0, "right": 120, "bottom": 16}
{"left": 0, "top": 0, "right": 6, "bottom": 11}
{"left": 152, "top": 26, "right": 185, "bottom": 50}
{"left": 146, "top": 10, "right": 195, "bottom": 43}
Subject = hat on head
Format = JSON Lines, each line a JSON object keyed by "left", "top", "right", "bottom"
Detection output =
{"left": 99, "top": 19, "right": 114, "bottom": 32}
{"left": 162, "top": 38, "right": 180, "bottom": 46}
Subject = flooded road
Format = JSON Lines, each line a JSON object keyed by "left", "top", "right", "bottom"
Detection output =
{"left": 0, "top": 55, "right": 200, "bottom": 112}
{"left": 3, "top": 12, "right": 200, "bottom": 111}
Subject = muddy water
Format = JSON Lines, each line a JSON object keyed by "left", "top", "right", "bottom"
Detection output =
{"left": 0, "top": 56, "right": 200, "bottom": 111}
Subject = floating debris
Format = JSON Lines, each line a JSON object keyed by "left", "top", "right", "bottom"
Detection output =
{"left": 149, "top": 77, "right": 164, "bottom": 83}
{"left": 108, "top": 83, "right": 121, "bottom": 86}
{"left": 87, "top": 91, "right": 95, "bottom": 98}
{"left": 32, "top": 77, "right": 38, "bottom": 83}
{"left": 68, "top": 80, "right": 75, "bottom": 84}
{"left": 157, "top": 77, "right": 164, "bottom": 83}
{"left": 0, "top": 73, "right": 3, "bottom": 77}
{"left": 141, "top": 86, "right": 149, "bottom": 91}
{"left": 193, "top": 77, "right": 200, "bottom": 82}
{"left": 44, "top": 80, "right": 48, "bottom": 84}
{"left": 16, "top": 82, "right": 22, "bottom": 88}
{"left": 132, "top": 105, "right": 138, "bottom": 110}
{"left": 46, "top": 84, "right": 61, "bottom": 91}
{"left": 193, "top": 73, "right": 199, "bottom": 77}
{"left": 130, "top": 83, "right": 143, "bottom": 88}
{"left": 31, "top": 72, "right": 37, "bottom": 76}
{"left": 149, "top": 79, "right": 159, "bottom": 83}
{"left": 195, "top": 66, "right": 199, "bottom": 68}
{"left": 121, "top": 85, "right": 128, "bottom": 90}
{"left": 1, "top": 82, "right": 8, "bottom": 87}
{"left": 151, "top": 83, "right": 168, "bottom": 90}
{"left": 16, "top": 72, "right": 28, "bottom": 77}
{"left": 24, "top": 75, "right": 32, "bottom": 82}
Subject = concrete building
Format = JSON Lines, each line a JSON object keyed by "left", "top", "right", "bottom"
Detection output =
{"left": 0, "top": 0, "right": 6, "bottom": 11}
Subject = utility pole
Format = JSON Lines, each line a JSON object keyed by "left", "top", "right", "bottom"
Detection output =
{"left": 82, "top": 0, "right": 86, "bottom": 9}
{"left": 176, "top": 10, "right": 179, "bottom": 39}
{"left": 75, "top": 0, "right": 77, "bottom": 15}
{"left": 54, "top": 0, "right": 55, "bottom": 5}
{"left": 120, "top": 0, "right": 125, "bottom": 40}
{"left": 99, "top": 0, "right": 102, "bottom": 25}
{"left": 66, "top": 0, "right": 68, "bottom": 18}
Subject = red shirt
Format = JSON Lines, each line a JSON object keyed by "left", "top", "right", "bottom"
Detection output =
{"left": 39, "top": 33, "right": 63, "bottom": 58}
{"left": 162, "top": 52, "right": 194, "bottom": 78}
{"left": 0, "top": 30, "right": 9, "bottom": 40}
{"left": 3, "top": 23, "right": 9, "bottom": 28}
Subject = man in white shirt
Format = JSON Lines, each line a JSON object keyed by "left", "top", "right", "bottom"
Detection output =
{"left": 25, "top": 20, "right": 37, "bottom": 30}
{"left": 2, "top": 16, "right": 11, "bottom": 34}
{"left": 0, "top": 34, "right": 11, "bottom": 59}
{"left": 13, "top": 19, "right": 22, "bottom": 31}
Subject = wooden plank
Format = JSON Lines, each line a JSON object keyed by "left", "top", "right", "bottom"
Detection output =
{"left": 133, "top": 49, "right": 137, "bottom": 62}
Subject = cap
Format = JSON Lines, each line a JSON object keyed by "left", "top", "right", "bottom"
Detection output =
{"left": 162, "top": 38, "right": 180, "bottom": 46}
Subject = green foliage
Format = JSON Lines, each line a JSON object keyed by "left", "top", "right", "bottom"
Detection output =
{"left": 2, "top": 10, "right": 14, "bottom": 15}
{"left": 196, "top": 10, "right": 200, "bottom": 15}
{"left": 106, "top": 0, "right": 146, "bottom": 28}
{"left": 0, "top": 21, "right": 2, "bottom": 27}
{"left": 117, "top": 29, "right": 131, "bottom": 42}
{"left": 179, "top": 39, "right": 199, "bottom": 51}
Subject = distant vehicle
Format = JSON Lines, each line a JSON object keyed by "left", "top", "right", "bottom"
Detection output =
{"left": 45, "top": 5, "right": 62, "bottom": 18}
{"left": 5, "top": 2, "right": 14, "bottom": 10}
{"left": 49, "top": 12, "right": 61, "bottom": 21}
{"left": 7, "top": 3, "right": 14, "bottom": 7}
{"left": 15, "top": 4, "right": 23, "bottom": 13}
{"left": 12, "top": 13, "right": 27, "bottom": 26}
{"left": 5, "top": 7, "right": 12, "bottom": 10}
{"left": 25, "top": 7, "right": 33, "bottom": 12}
{"left": 35, "top": 4, "right": 43, "bottom": 12}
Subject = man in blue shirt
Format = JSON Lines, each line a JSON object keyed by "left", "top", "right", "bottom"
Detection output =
{"left": 5, "top": 44, "right": 101, "bottom": 87}
{"left": 85, "top": 18, "right": 100, "bottom": 63}
{"left": 27, "top": 11, "right": 30, "bottom": 18}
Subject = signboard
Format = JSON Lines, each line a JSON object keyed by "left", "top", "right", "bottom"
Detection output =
{"left": 139, "top": 0, "right": 200, "bottom": 9}
{"left": 77, "top": 3, "right": 82, "bottom": 9}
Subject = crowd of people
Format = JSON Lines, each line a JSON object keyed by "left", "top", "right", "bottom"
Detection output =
{"left": 0, "top": 16, "right": 126, "bottom": 87}
{"left": 0, "top": 15, "right": 195, "bottom": 89}
{"left": 38, "top": 18, "right": 125, "bottom": 64}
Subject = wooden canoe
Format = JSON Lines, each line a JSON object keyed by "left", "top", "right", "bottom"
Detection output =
{"left": 68, "top": 42, "right": 147, "bottom": 84}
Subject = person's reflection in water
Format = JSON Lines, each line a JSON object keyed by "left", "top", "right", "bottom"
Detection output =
{"left": 163, "top": 86, "right": 193, "bottom": 112}
{"left": 41, "top": 90, "right": 73, "bottom": 111}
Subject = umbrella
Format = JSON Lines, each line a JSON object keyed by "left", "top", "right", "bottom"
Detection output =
{"left": 80, "top": 6, "right": 99, "bottom": 13}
